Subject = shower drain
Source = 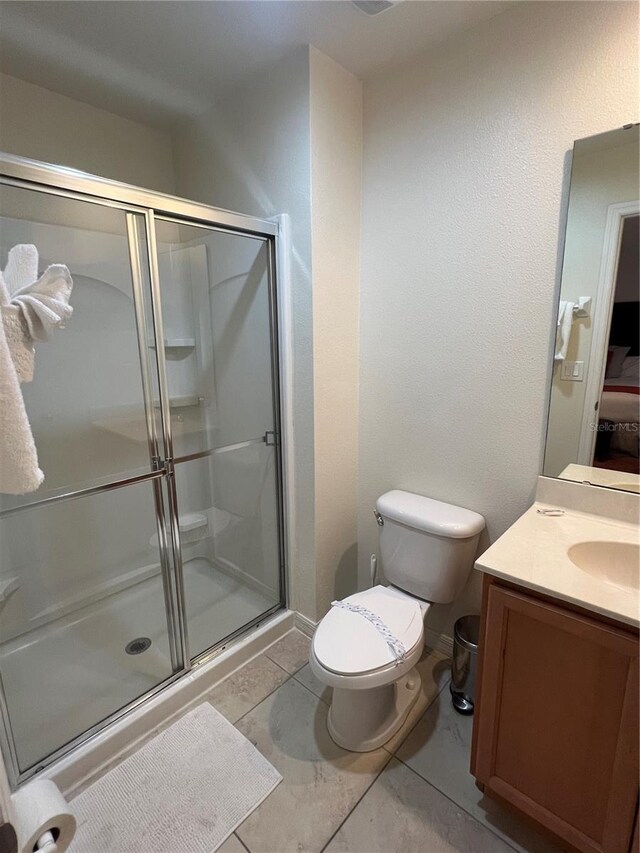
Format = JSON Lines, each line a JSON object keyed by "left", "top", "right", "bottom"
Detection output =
{"left": 125, "top": 637, "right": 152, "bottom": 655}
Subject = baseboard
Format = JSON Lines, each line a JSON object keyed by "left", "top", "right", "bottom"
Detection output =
{"left": 424, "top": 628, "right": 454, "bottom": 658}
{"left": 294, "top": 612, "right": 317, "bottom": 638}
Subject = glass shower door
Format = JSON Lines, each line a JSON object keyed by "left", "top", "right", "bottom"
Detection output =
{"left": 152, "top": 217, "right": 283, "bottom": 659}
{"left": 0, "top": 164, "right": 285, "bottom": 782}
{"left": 0, "top": 185, "right": 183, "bottom": 775}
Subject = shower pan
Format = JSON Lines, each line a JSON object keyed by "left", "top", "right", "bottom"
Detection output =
{"left": 0, "top": 154, "right": 287, "bottom": 785}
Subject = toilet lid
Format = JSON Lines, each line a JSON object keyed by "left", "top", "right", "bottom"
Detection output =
{"left": 313, "top": 586, "right": 423, "bottom": 675}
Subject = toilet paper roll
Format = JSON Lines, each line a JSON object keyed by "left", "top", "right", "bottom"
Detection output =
{"left": 11, "top": 780, "right": 76, "bottom": 853}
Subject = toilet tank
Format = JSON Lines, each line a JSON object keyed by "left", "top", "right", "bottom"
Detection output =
{"left": 376, "top": 490, "right": 485, "bottom": 604}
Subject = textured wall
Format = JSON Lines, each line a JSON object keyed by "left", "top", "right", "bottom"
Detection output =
{"left": 358, "top": 1, "right": 639, "bottom": 639}
{"left": 0, "top": 72, "right": 175, "bottom": 192}
{"left": 310, "top": 48, "right": 362, "bottom": 616}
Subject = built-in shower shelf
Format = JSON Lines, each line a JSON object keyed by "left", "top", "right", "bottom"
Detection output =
{"left": 154, "top": 395, "right": 204, "bottom": 410}
{"left": 92, "top": 397, "right": 205, "bottom": 443}
{"left": 149, "top": 338, "right": 195, "bottom": 351}
{"left": 91, "top": 414, "right": 149, "bottom": 443}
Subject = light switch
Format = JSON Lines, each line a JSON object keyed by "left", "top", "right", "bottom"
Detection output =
{"left": 561, "top": 361, "right": 584, "bottom": 381}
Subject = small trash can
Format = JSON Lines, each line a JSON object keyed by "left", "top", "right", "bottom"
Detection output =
{"left": 450, "top": 615, "right": 480, "bottom": 715}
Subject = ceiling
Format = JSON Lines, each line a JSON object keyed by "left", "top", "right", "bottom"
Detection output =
{"left": 0, "top": 1, "right": 513, "bottom": 129}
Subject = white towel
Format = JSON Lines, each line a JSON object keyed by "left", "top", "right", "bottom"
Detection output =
{"left": 0, "top": 276, "right": 44, "bottom": 494}
{"left": 0, "top": 245, "right": 73, "bottom": 494}
{"left": 1, "top": 245, "right": 73, "bottom": 382}
{"left": 3, "top": 241, "right": 38, "bottom": 290}
{"left": 554, "top": 300, "right": 575, "bottom": 362}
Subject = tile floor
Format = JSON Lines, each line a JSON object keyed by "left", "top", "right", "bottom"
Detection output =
{"left": 205, "top": 629, "right": 564, "bottom": 853}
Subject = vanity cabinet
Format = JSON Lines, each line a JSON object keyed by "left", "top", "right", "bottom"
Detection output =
{"left": 471, "top": 576, "right": 639, "bottom": 853}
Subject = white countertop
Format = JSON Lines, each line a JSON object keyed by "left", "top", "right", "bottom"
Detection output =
{"left": 475, "top": 503, "right": 640, "bottom": 628}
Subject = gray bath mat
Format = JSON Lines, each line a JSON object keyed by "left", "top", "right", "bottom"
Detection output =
{"left": 69, "top": 702, "right": 282, "bottom": 853}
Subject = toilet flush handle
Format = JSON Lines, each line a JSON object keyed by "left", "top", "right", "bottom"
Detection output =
{"left": 373, "top": 509, "right": 384, "bottom": 526}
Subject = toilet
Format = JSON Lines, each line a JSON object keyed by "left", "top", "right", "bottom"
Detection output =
{"left": 310, "top": 489, "right": 485, "bottom": 752}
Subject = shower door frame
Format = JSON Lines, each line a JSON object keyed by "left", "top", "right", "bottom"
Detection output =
{"left": 0, "top": 153, "right": 288, "bottom": 786}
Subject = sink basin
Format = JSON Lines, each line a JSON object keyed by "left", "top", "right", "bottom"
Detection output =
{"left": 568, "top": 541, "right": 640, "bottom": 590}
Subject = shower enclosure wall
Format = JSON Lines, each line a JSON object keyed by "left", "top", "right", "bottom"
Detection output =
{"left": 0, "top": 155, "right": 286, "bottom": 785}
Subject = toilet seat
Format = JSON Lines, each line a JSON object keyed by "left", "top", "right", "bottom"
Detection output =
{"left": 313, "top": 586, "right": 424, "bottom": 677}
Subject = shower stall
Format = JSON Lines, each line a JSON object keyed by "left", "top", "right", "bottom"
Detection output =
{"left": 0, "top": 155, "right": 287, "bottom": 785}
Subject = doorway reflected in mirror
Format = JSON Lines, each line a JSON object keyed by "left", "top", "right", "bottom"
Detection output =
{"left": 595, "top": 216, "right": 639, "bottom": 475}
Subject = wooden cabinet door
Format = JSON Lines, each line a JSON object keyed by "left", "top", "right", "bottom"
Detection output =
{"left": 473, "top": 583, "right": 639, "bottom": 853}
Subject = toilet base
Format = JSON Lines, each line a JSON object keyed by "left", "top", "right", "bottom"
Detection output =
{"left": 327, "top": 667, "right": 422, "bottom": 752}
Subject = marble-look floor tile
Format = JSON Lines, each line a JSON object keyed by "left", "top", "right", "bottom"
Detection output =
{"left": 383, "top": 648, "right": 451, "bottom": 754}
{"left": 217, "top": 833, "right": 249, "bottom": 852}
{"left": 325, "top": 757, "right": 514, "bottom": 853}
{"left": 397, "top": 689, "right": 564, "bottom": 852}
{"left": 293, "top": 662, "right": 332, "bottom": 704}
{"left": 235, "top": 678, "right": 390, "bottom": 853}
{"left": 206, "top": 654, "right": 290, "bottom": 724}
{"left": 264, "top": 629, "right": 311, "bottom": 674}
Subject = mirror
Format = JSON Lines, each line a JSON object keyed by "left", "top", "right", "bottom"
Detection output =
{"left": 544, "top": 124, "right": 639, "bottom": 492}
